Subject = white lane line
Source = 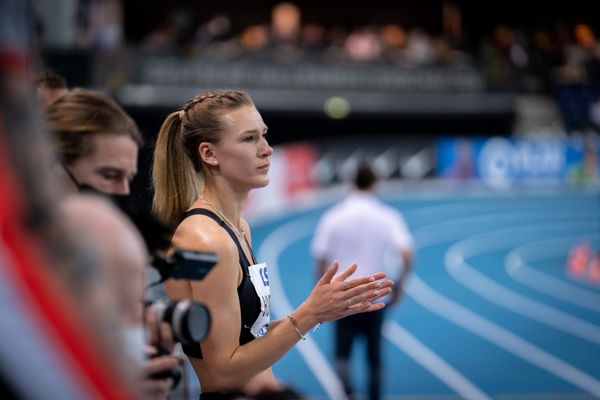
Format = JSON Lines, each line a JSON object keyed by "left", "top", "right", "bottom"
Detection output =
{"left": 258, "top": 217, "right": 348, "bottom": 400}
{"left": 258, "top": 217, "right": 487, "bottom": 399}
{"left": 404, "top": 206, "right": 600, "bottom": 396}
{"left": 383, "top": 321, "right": 491, "bottom": 400}
{"left": 445, "top": 220, "right": 600, "bottom": 345}
{"left": 383, "top": 184, "right": 600, "bottom": 202}
{"left": 390, "top": 195, "right": 590, "bottom": 226}
{"left": 406, "top": 276, "right": 600, "bottom": 397}
{"left": 414, "top": 207, "right": 590, "bottom": 249}
{"left": 506, "top": 234, "right": 600, "bottom": 313}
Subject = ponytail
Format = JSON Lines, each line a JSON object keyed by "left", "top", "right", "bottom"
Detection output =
{"left": 152, "top": 111, "right": 203, "bottom": 227}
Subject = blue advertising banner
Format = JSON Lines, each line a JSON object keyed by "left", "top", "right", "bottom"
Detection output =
{"left": 437, "top": 136, "right": 600, "bottom": 188}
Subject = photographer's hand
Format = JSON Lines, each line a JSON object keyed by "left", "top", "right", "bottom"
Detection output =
{"left": 145, "top": 306, "right": 175, "bottom": 353}
{"left": 141, "top": 346, "right": 179, "bottom": 400}
{"left": 140, "top": 305, "right": 179, "bottom": 399}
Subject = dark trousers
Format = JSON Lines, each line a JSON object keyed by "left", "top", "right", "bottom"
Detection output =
{"left": 199, "top": 392, "right": 231, "bottom": 399}
{"left": 335, "top": 308, "right": 385, "bottom": 400}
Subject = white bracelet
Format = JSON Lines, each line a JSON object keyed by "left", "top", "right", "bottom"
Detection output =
{"left": 287, "top": 315, "right": 306, "bottom": 341}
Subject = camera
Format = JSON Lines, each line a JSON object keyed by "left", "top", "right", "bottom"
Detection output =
{"left": 146, "top": 248, "right": 217, "bottom": 346}
{"left": 147, "top": 300, "right": 211, "bottom": 345}
{"left": 144, "top": 249, "right": 216, "bottom": 387}
{"left": 143, "top": 250, "right": 216, "bottom": 386}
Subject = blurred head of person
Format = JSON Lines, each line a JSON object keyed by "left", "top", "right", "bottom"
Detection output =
{"left": 62, "top": 194, "right": 149, "bottom": 372}
{"left": 271, "top": 2, "right": 301, "bottom": 45}
{"left": 36, "top": 71, "right": 69, "bottom": 110}
{"left": 45, "top": 88, "right": 143, "bottom": 195}
{"left": 354, "top": 163, "right": 377, "bottom": 191}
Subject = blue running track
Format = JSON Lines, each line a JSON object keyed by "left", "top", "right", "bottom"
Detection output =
{"left": 250, "top": 186, "right": 600, "bottom": 400}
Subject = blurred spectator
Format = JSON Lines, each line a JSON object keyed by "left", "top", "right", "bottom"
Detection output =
{"left": 344, "top": 27, "right": 383, "bottom": 62}
{"left": 442, "top": 1, "right": 463, "bottom": 49}
{"left": 240, "top": 24, "right": 270, "bottom": 53}
{"left": 142, "top": 21, "right": 177, "bottom": 51}
{"left": 271, "top": 2, "right": 301, "bottom": 46}
{"left": 62, "top": 193, "right": 180, "bottom": 400}
{"left": 196, "top": 13, "right": 232, "bottom": 45}
{"left": 432, "top": 37, "right": 469, "bottom": 65}
{"left": 404, "top": 28, "right": 436, "bottom": 66}
{"left": 323, "top": 25, "right": 349, "bottom": 61}
{"left": 36, "top": 70, "right": 68, "bottom": 110}
{"left": 78, "top": 0, "right": 124, "bottom": 50}
{"left": 300, "top": 23, "right": 327, "bottom": 53}
{"left": 44, "top": 88, "right": 142, "bottom": 195}
{"left": 482, "top": 24, "right": 518, "bottom": 89}
{"left": 379, "top": 24, "right": 407, "bottom": 53}
{"left": 142, "top": 6, "right": 196, "bottom": 51}
{"left": 61, "top": 194, "right": 148, "bottom": 368}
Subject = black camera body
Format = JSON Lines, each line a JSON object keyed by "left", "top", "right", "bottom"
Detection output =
{"left": 152, "top": 249, "right": 218, "bottom": 282}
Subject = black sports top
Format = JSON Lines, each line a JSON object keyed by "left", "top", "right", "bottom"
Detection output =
{"left": 178, "top": 208, "right": 261, "bottom": 359}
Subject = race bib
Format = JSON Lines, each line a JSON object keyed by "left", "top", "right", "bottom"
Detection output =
{"left": 247, "top": 262, "right": 271, "bottom": 337}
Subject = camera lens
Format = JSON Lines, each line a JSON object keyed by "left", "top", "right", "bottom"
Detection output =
{"left": 151, "top": 300, "right": 211, "bottom": 344}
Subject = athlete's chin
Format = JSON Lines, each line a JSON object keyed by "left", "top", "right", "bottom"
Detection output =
{"left": 246, "top": 176, "right": 270, "bottom": 190}
{"left": 255, "top": 177, "right": 270, "bottom": 188}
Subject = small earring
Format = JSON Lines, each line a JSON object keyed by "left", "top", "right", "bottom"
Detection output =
{"left": 213, "top": 160, "right": 219, "bottom": 165}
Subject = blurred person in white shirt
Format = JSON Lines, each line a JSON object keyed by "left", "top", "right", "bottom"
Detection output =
{"left": 311, "top": 162, "right": 414, "bottom": 400}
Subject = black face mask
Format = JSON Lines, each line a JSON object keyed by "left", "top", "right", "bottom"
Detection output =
{"left": 63, "top": 163, "right": 171, "bottom": 254}
{"left": 62, "top": 162, "right": 129, "bottom": 202}
{"left": 62, "top": 164, "right": 97, "bottom": 194}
